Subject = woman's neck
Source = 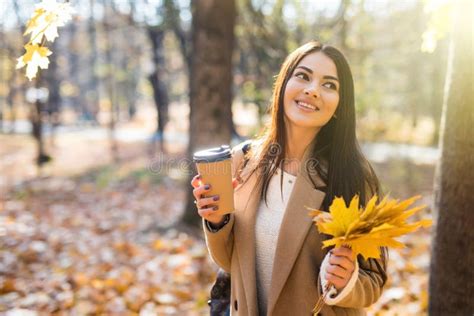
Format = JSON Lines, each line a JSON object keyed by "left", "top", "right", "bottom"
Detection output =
{"left": 282, "top": 124, "right": 319, "bottom": 175}
{"left": 285, "top": 125, "right": 319, "bottom": 160}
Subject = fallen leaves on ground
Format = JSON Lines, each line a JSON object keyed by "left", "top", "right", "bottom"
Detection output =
{"left": 0, "top": 171, "right": 216, "bottom": 315}
{"left": 367, "top": 228, "right": 432, "bottom": 315}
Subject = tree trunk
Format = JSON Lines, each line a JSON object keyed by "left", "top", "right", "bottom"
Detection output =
{"left": 44, "top": 40, "right": 62, "bottom": 148}
{"left": 339, "top": 0, "right": 350, "bottom": 52}
{"left": 182, "top": 0, "right": 236, "bottom": 226}
{"left": 164, "top": 0, "right": 191, "bottom": 69}
{"left": 67, "top": 22, "right": 83, "bottom": 118}
{"left": 5, "top": 66, "right": 18, "bottom": 134}
{"left": 429, "top": 1, "right": 474, "bottom": 314}
{"left": 102, "top": 2, "right": 119, "bottom": 162}
{"left": 31, "top": 73, "right": 51, "bottom": 172}
{"left": 147, "top": 27, "right": 169, "bottom": 155}
{"left": 87, "top": 0, "right": 99, "bottom": 124}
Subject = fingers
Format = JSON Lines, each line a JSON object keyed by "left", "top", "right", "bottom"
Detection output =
{"left": 324, "top": 248, "right": 356, "bottom": 291}
{"left": 192, "top": 183, "right": 211, "bottom": 200}
{"left": 325, "top": 271, "right": 346, "bottom": 290}
{"left": 331, "top": 247, "right": 354, "bottom": 261}
{"left": 326, "top": 263, "right": 351, "bottom": 280}
{"left": 197, "top": 203, "right": 224, "bottom": 225}
{"left": 197, "top": 205, "right": 219, "bottom": 218}
{"left": 190, "top": 174, "right": 203, "bottom": 188}
{"left": 191, "top": 174, "right": 236, "bottom": 222}
{"left": 326, "top": 258, "right": 353, "bottom": 291}
{"left": 192, "top": 175, "right": 240, "bottom": 188}
{"left": 192, "top": 175, "right": 240, "bottom": 190}
{"left": 196, "top": 195, "right": 219, "bottom": 209}
{"left": 190, "top": 174, "right": 226, "bottom": 224}
{"left": 329, "top": 253, "right": 355, "bottom": 272}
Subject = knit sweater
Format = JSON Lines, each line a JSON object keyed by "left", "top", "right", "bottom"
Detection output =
{"left": 255, "top": 168, "right": 296, "bottom": 316}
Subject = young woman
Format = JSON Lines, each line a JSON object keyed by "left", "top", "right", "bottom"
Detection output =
{"left": 191, "top": 41, "right": 387, "bottom": 315}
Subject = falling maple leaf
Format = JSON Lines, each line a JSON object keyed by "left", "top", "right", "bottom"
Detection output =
{"left": 24, "top": 8, "right": 47, "bottom": 42}
{"left": 17, "top": 0, "right": 74, "bottom": 80}
{"left": 24, "top": 0, "right": 74, "bottom": 44}
{"left": 16, "top": 44, "right": 52, "bottom": 81}
{"left": 308, "top": 195, "right": 432, "bottom": 261}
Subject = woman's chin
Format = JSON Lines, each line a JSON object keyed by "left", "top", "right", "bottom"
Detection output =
{"left": 287, "top": 119, "right": 323, "bottom": 130}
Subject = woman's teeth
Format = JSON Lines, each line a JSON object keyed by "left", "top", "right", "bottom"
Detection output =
{"left": 296, "top": 101, "right": 318, "bottom": 111}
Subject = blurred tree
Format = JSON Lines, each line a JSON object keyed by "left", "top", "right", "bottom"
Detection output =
{"left": 428, "top": 43, "right": 448, "bottom": 145}
{"left": 163, "top": 0, "right": 191, "bottom": 68}
{"left": 133, "top": 0, "right": 179, "bottom": 155}
{"left": 235, "top": 0, "right": 288, "bottom": 127}
{"left": 338, "top": 0, "right": 350, "bottom": 52}
{"left": 87, "top": 0, "right": 100, "bottom": 124}
{"left": 5, "top": 67, "right": 19, "bottom": 134}
{"left": 422, "top": 0, "right": 451, "bottom": 146}
{"left": 67, "top": 21, "right": 84, "bottom": 119}
{"left": 161, "top": 0, "right": 241, "bottom": 142}
{"left": 115, "top": 6, "right": 141, "bottom": 123}
{"left": 183, "top": 0, "right": 236, "bottom": 226}
{"left": 429, "top": 0, "right": 474, "bottom": 314}
{"left": 147, "top": 26, "right": 169, "bottom": 154}
{"left": 122, "top": 2, "right": 140, "bottom": 120}
{"left": 404, "top": 0, "right": 424, "bottom": 130}
{"left": 4, "top": 1, "right": 25, "bottom": 134}
{"left": 30, "top": 72, "right": 52, "bottom": 170}
{"left": 43, "top": 40, "right": 62, "bottom": 147}
{"left": 102, "top": 1, "right": 119, "bottom": 162}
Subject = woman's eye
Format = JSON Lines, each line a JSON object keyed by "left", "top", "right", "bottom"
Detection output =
{"left": 323, "top": 82, "right": 337, "bottom": 90}
{"left": 295, "top": 72, "right": 309, "bottom": 80}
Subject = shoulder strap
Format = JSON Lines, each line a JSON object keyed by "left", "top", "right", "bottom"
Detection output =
{"left": 234, "top": 140, "right": 252, "bottom": 183}
{"left": 239, "top": 140, "right": 252, "bottom": 173}
{"left": 242, "top": 141, "right": 251, "bottom": 155}
{"left": 241, "top": 141, "right": 252, "bottom": 168}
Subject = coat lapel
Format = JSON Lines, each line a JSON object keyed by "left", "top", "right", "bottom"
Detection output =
{"left": 267, "top": 142, "right": 326, "bottom": 315}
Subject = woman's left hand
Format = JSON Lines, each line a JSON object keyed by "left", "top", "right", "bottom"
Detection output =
{"left": 325, "top": 247, "right": 356, "bottom": 291}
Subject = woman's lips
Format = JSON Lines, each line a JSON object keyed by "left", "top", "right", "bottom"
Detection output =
{"left": 295, "top": 100, "right": 320, "bottom": 112}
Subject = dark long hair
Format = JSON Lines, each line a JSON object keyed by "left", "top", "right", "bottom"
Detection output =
{"left": 244, "top": 41, "right": 387, "bottom": 284}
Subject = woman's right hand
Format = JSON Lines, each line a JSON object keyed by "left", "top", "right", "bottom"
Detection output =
{"left": 191, "top": 174, "right": 239, "bottom": 225}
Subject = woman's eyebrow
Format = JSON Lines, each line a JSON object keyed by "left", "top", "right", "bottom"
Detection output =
{"left": 295, "top": 66, "right": 339, "bottom": 82}
{"left": 323, "top": 75, "right": 339, "bottom": 82}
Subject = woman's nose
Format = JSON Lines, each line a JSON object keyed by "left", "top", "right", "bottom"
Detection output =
{"left": 304, "top": 86, "right": 320, "bottom": 98}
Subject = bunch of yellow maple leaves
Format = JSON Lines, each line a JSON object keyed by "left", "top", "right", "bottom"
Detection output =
{"left": 16, "top": 0, "right": 74, "bottom": 80}
{"left": 309, "top": 195, "right": 432, "bottom": 260}
{"left": 308, "top": 195, "right": 432, "bottom": 313}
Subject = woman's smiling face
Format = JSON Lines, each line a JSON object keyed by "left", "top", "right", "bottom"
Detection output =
{"left": 283, "top": 51, "right": 340, "bottom": 131}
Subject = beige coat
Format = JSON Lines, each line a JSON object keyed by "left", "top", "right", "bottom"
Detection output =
{"left": 203, "top": 140, "right": 385, "bottom": 316}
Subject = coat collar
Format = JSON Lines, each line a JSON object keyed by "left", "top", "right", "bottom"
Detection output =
{"left": 233, "top": 138, "right": 326, "bottom": 315}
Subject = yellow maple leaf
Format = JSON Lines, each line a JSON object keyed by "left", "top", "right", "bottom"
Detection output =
{"left": 16, "top": 44, "right": 52, "bottom": 81}
{"left": 308, "top": 195, "right": 432, "bottom": 260}
{"left": 24, "top": 0, "right": 74, "bottom": 44}
{"left": 317, "top": 196, "right": 360, "bottom": 237}
{"left": 24, "top": 8, "right": 47, "bottom": 37}
{"left": 17, "top": 0, "right": 74, "bottom": 80}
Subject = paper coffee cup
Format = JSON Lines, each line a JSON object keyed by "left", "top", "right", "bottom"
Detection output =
{"left": 193, "top": 145, "right": 234, "bottom": 215}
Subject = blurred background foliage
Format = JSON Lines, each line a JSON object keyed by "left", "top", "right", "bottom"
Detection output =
{"left": 0, "top": 0, "right": 450, "bottom": 146}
